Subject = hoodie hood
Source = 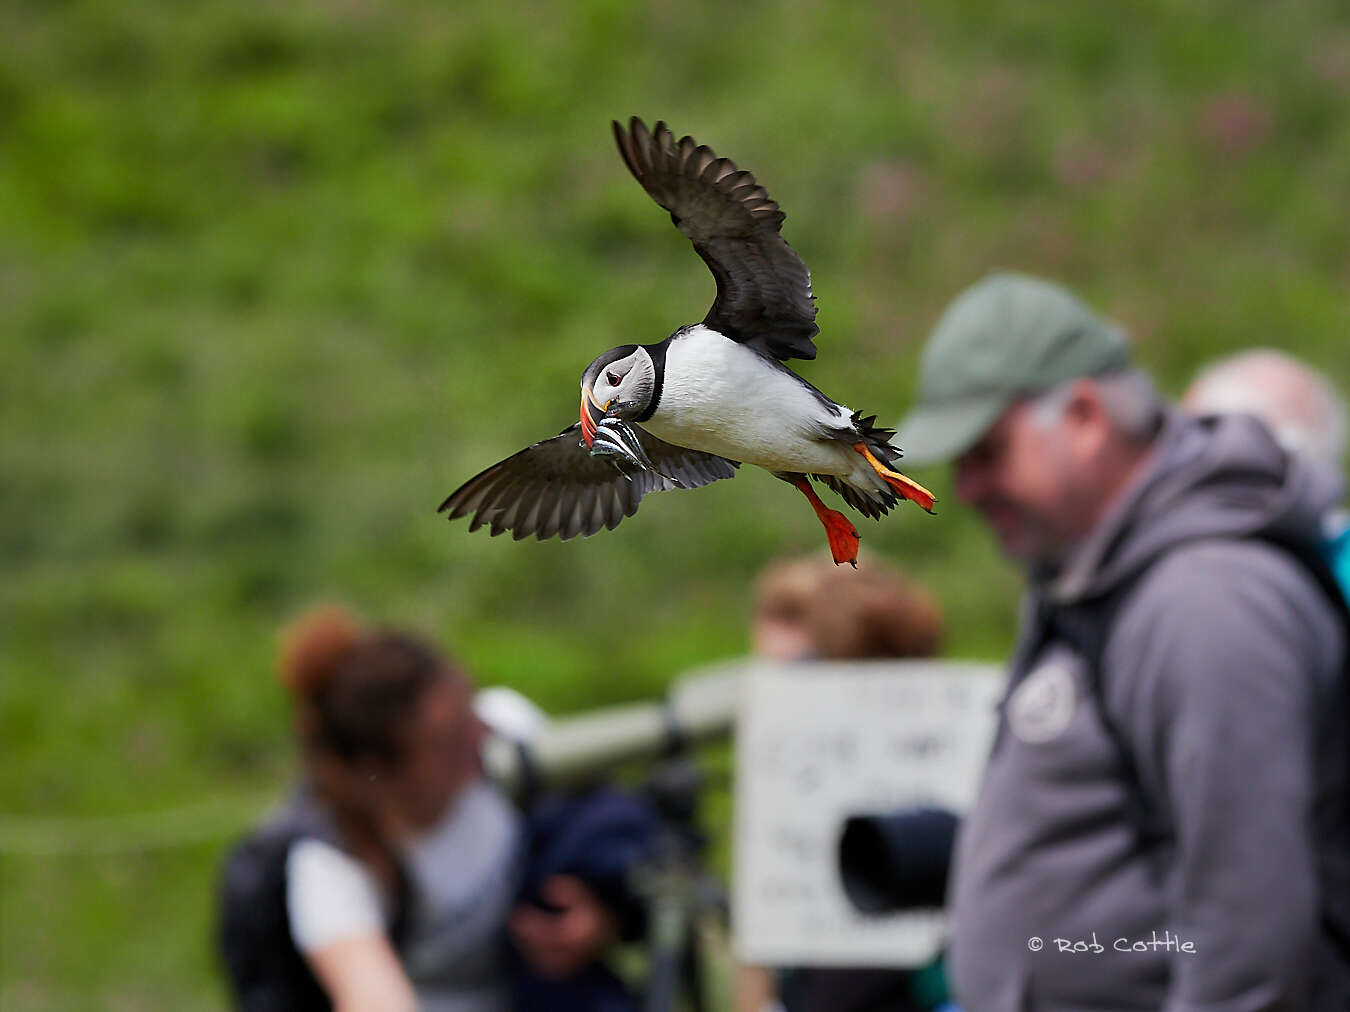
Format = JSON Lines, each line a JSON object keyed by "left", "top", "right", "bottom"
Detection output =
{"left": 1045, "top": 409, "right": 1344, "bottom": 603}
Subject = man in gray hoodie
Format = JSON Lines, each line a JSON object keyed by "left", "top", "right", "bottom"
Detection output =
{"left": 896, "top": 273, "right": 1350, "bottom": 1011}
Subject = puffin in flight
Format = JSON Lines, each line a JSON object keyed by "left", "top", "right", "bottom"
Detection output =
{"left": 439, "top": 117, "right": 935, "bottom": 566}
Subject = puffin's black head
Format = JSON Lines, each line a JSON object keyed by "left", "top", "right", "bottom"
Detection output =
{"left": 579, "top": 344, "right": 657, "bottom": 447}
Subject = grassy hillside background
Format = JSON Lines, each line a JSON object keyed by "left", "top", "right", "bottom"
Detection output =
{"left": 3, "top": 0, "right": 1349, "bottom": 1007}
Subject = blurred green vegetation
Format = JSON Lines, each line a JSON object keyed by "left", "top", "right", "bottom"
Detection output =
{"left": 3, "top": 0, "right": 1349, "bottom": 1007}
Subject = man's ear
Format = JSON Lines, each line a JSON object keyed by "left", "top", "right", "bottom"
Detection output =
{"left": 1063, "top": 379, "right": 1101, "bottom": 424}
{"left": 1065, "top": 379, "right": 1113, "bottom": 456}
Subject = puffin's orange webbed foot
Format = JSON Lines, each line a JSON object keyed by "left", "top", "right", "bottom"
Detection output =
{"left": 853, "top": 443, "right": 937, "bottom": 514}
{"left": 792, "top": 479, "right": 860, "bottom": 567}
{"left": 818, "top": 509, "right": 861, "bottom": 567}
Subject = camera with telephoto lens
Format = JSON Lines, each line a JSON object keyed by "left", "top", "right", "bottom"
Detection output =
{"left": 837, "top": 806, "right": 960, "bottom": 914}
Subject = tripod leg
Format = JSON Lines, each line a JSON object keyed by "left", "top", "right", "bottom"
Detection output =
{"left": 643, "top": 891, "right": 687, "bottom": 1012}
{"left": 682, "top": 920, "right": 707, "bottom": 1012}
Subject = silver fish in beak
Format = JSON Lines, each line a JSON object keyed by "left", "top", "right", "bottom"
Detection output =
{"left": 587, "top": 417, "right": 686, "bottom": 488}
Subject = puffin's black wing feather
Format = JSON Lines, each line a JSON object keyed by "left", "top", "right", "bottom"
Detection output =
{"left": 438, "top": 424, "right": 738, "bottom": 542}
{"left": 613, "top": 117, "right": 819, "bottom": 362}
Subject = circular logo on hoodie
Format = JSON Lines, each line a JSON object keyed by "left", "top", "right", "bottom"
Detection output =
{"left": 1007, "top": 657, "right": 1077, "bottom": 744}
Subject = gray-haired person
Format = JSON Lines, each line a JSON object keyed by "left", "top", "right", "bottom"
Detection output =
{"left": 1185, "top": 348, "right": 1350, "bottom": 598}
{"left": 896, "top": 273, "right": 1350, "bottom": 1011}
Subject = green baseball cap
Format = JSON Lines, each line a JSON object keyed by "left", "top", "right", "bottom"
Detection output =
{"left": 896, "top": 272, "right": 1130, "bottom": 466}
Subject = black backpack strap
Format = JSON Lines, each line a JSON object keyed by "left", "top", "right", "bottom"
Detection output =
{"left": 219, "top": 812, "right": 333, "bottom": 1012}
{"left": 1259, "top": 531, "right": 1350, "bottom": 627}
{"left": 1048, "top": 587, "right": 1166, "bottom": 847}
{"left": 386, "top": 857, "right": 415, "bottom": 950}
{"left": 1256, "top": 533, "right": 1350, "bottom": 968}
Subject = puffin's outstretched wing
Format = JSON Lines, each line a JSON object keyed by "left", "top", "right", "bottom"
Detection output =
{"left": 438, "top": 424, "right": 738, "bottom": 541}
{"left": 613, "top": 117, "right": 819, "bottom": 362}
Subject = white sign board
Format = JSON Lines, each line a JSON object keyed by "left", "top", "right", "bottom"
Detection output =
{"left": 733, "top": 660, "right": 1002, "bottom": 967}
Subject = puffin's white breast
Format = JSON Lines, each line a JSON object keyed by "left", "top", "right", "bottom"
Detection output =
{"left": 641, "top": 325, "right": 857, "bottom": 475}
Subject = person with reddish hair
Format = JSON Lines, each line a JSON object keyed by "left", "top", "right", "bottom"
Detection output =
{"left": 750, "top": 554, "right": 944, "bottom": 664}
{"left": 219, "top": 607, "right": 651, "bottom": 1012}
{"left": 737, "top": 553, "right": 951, "bottom": 1012}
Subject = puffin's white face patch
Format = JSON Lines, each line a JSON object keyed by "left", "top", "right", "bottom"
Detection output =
{"left": 590, "top": 348, "right": 655, "bottom": 416}
{"left": 1006, "top": 656, "right": 1077, "bottom": 744}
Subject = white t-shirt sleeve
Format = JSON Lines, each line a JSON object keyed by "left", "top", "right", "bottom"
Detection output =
{"left": 286, "top": 838, "right": 388, "bottom": 953}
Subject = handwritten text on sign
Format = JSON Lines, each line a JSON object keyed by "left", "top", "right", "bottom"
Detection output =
{"left": 734, "top": 660, "right": 1001, "bottom": 967}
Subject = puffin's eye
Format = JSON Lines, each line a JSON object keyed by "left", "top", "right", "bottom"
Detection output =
{"left": 606, "top": 371, "right": 623, "bottom": 386}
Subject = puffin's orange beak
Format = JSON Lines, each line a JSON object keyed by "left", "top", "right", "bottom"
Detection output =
{"left": 580, "top": 389, "right": 608, "bottom": 448}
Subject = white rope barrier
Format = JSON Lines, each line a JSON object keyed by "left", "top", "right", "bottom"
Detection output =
{"left": 0, "top": 794, "right": 278, "bottom": 857}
